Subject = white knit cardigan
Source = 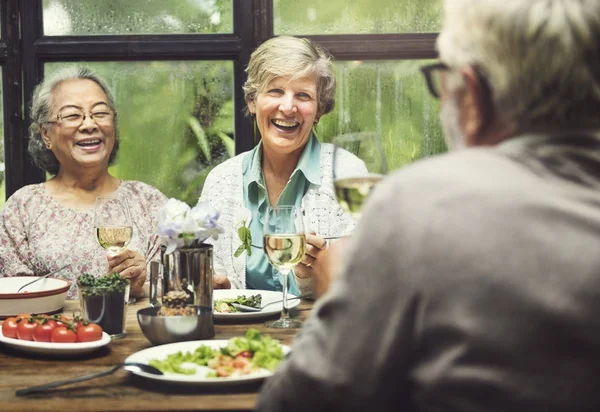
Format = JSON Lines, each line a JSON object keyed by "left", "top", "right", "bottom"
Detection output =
{"left": 200, "top": 142, "right": 366, "bottom": 295}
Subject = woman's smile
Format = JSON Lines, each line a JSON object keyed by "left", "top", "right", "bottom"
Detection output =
{"left": 75, "top": 137, "right": 104, "bottom": 151}
{"left": 271, "top": 118, "right": 300, "bottom": 132}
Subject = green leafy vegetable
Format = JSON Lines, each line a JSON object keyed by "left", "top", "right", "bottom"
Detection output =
{"left": 148, "top": 329, "right": 285, "bottom": 376}
{"left": 213, "top": 294, "right": 262, "bottom": 313}
{"left": 149, "top": 345, "right": 218, "bottom": 375}
{"left": 234, "top": 226, "right": 252, "bottom": 257}
{"left": 221, "top": 329, "right": 284, "bottom": 372}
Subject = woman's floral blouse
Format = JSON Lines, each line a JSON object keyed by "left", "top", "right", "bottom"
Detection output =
{"left": 0, "top": 181, "right": 166, "bottom": 299}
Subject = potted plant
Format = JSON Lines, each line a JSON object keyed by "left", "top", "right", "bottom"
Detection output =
{"left": 78, "top": 273, "right": 130, "bottom": 339}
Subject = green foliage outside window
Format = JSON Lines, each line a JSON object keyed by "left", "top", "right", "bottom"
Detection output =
{"left": 274, "top": 0, "right": 442, "bottom": 34}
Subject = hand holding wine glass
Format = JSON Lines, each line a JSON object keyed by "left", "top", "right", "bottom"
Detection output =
{"left": 94, "top": 196, "right": 137, "bottom": 302}
{"left": 332, "top": 132, "right": 387, "bottom": 219}
{"left": 94, "top": 196, "right": 133, "bottom": 256}
{"left": 263, "top": 205, "right": 306, "bottom": 329}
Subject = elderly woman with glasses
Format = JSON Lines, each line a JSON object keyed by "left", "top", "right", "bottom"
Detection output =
{"left": 200, "top": 36, "right": 366, "bottom": 296}
{"left": 0, "top": 66, "right": 166, "bottom": 299}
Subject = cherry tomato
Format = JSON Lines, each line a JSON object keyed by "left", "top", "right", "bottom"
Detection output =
{"left": 50, "top": 314, "right": 70, "bottom": 327}
{"left": 15, "top": 313, "right": 31, "bottom": 322}
{"left": 1, "top": 317, "right": 19, "bottom": 339}
{"left": 33, "top": 320, "right": 57, "bottom": 342}
{"left": 76, "top": 323, "right": 103, "bottom": 342}
{"left": 16, "top": 318, "right": 38, "bottom": 341}
{"left": 51, "top": 326, "right": 77, "bottom": 343}
{"left": 33, "top": 314, "right": 50, "bottom": 324}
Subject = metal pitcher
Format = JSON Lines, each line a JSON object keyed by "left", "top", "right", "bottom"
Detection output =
{"left": 149, "top": 244, "right": 214, "bottom": 310}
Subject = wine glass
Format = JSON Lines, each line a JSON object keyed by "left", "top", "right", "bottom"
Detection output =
{"left": 94, "top": 196, "right": 133, "bottom": 256}
{"left": 332, "top": 132, "right": 387, "bottom": 220}
{"left": 263, "top": 205, "right": 306, "bottom": 329}
{"left": 94, "top": 195, "right": 134, "bottom": 303}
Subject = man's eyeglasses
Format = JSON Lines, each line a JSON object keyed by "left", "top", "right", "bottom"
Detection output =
{"left": 46, "top": 105, "right": 116, "bottom": 128}
{"left": 420, "top": 62, "right": 450, "bottom": 99}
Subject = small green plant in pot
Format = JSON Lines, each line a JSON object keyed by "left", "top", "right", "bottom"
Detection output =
{"left": 78, "top": 273, "right": 130, "bottom": 339}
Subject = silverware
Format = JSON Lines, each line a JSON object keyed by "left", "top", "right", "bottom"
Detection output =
{"left": 231, "top": 294, "right": 312, "bottom": 312}
{"left": 15, "top": 362, "right": 162, "bottom": 396}
{"left": 17, "top": 264, "right": 72, "bottom": 293}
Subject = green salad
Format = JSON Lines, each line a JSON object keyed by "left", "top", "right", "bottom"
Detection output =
{"left": 213, "top": 294, "right": 262, "bottom": 313}
{"left": 148, "top": 329, "right": 284, "bottom": 377}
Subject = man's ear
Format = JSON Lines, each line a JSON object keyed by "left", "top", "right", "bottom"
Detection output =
{"left": 459, "top": 66, "right": 490, "bottom": 146}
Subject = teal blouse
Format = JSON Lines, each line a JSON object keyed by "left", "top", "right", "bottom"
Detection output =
{"left": 242, "top": 135, "right": 321, "bottom": 293}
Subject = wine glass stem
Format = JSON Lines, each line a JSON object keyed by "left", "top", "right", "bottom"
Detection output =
{"left": 280, "top": 269, "right": 290, "bottom": 320}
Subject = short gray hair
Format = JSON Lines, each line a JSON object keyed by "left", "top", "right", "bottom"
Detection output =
{"left": 28, "top": 66, "right": 119, "bottom": 175}
{"left": 243, "top": 36, "right": 336, "bottom": 118}
{"left": 437, "top": 0, "right": 600, "bottom": 131}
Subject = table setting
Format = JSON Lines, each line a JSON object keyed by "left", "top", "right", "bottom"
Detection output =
{"left": 0, "top": 293, "right": 313, "bottom": 411}
{"left": 0, "top": 186, "right": 316, "bottom": 410}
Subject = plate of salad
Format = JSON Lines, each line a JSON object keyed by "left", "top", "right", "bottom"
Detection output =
{"left": 212, "top": 289, "right": 301, "bottom": 321}
{"left": 124, "top": 329, "right": 289, "bottom": 386}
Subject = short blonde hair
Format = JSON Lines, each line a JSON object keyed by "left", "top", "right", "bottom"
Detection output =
{"left": 243, "top": 36, "right": 336, "bottom": 118}
{"left": 437, "top": 0, "right": 600, "bottom": 131}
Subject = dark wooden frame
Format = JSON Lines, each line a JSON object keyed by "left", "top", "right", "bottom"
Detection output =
{"left": 0, "top": 0, "right": 437, "bottom": 199}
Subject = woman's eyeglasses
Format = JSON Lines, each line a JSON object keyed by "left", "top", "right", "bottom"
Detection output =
{"left": 46, "top": 105, "right": 116, "bottom": 128}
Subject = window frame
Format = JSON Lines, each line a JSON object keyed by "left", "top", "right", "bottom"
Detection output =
{"left": 0, "top": 0, "right": 437, "bottom": 199}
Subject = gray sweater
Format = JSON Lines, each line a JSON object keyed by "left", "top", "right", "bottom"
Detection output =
{"left": 257, "top": 134, "right": 600, "bottom": 412}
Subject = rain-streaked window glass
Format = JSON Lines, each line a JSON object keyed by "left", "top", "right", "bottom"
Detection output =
{"left": 45, "top": 61, "right": 235, "bottom": 205}
{"left": 316, "top": 60, "right": 445, "bottom": 171}
{"left": 274, "top": 0, "right": 442, "bottom": 35}
{"left": 42, "top": 0, "right": 233, "bottom": 35}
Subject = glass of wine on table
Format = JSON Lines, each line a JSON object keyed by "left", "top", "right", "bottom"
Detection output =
{"left": 332, "top": 132, "right": 387, "bottom": 219}
{"left": 94, "top": 195, "right": 134, "bottom": 302}
{"left": 263, "top": 205, "right": 306, "bottom": 329}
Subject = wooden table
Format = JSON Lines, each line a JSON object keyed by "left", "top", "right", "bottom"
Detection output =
{"left": 0, "top": 298, "right": 312, "bottom": 411}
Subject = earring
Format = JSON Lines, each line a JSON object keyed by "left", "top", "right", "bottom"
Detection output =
{"left": 44, "top": 142, "right": 51, "bottom": 149}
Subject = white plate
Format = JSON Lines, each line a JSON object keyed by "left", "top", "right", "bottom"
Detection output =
{"left": 124, "top": 339, "right": 290, "bottom": 386}
{"left": 0, "top": 330, "right": 111, "bottom": 356}
{"left": 213, "top": 289, "right": 300, "bottom": 320}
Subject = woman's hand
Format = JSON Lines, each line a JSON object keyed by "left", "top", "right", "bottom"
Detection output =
{"left": 107, "top": 250, "right": 147, "bottom": 297}
{"left": 295, "top": 232, "right": 328, "bottom": 280}
{"left": 296, "top": 233, "right": 348, "bottom": 298}
{"left": 214, "top": 272, "right": 231, "bottom": 289}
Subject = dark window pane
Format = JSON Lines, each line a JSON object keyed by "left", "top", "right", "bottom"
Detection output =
{"left": 317, "top": 60, "right": 445, "bottom": 171}
{"left": 45, "top": 61, "right": 235, "bottom": 205}
{"left": 0, "top": 67, "right": 4, "bottom": 206}
{"left": 274, "top": 0, "right": 442, "bottom": 35}
{"left": 43, "top": 0, "right": 233, "bottom": 35}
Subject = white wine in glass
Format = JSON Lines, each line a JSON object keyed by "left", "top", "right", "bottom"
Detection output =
{"left": 94, "top": 196, "right": 133, "bottom": 255}
{"left": 332, "top": 132, "right": 387, "bottom": 219}
{"left": 334, "top": 175, "right": 383, "bottom": 217}
{"left": 95, "top": 226, "right": 133, "bottom": 254}
{"left": 263, "top": 206, "right": 306, "bottom": 329}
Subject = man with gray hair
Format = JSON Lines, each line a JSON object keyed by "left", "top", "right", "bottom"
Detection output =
{"left": 257, "top": 0, "right": 600, "bottom": 411}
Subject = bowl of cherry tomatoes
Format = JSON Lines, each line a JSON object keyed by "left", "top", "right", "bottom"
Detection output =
{"left": 0, "top": 313, "right": 109, "bottom": 356}
{"left": 0, "top": 277, "right": 71, "bottom": 319}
